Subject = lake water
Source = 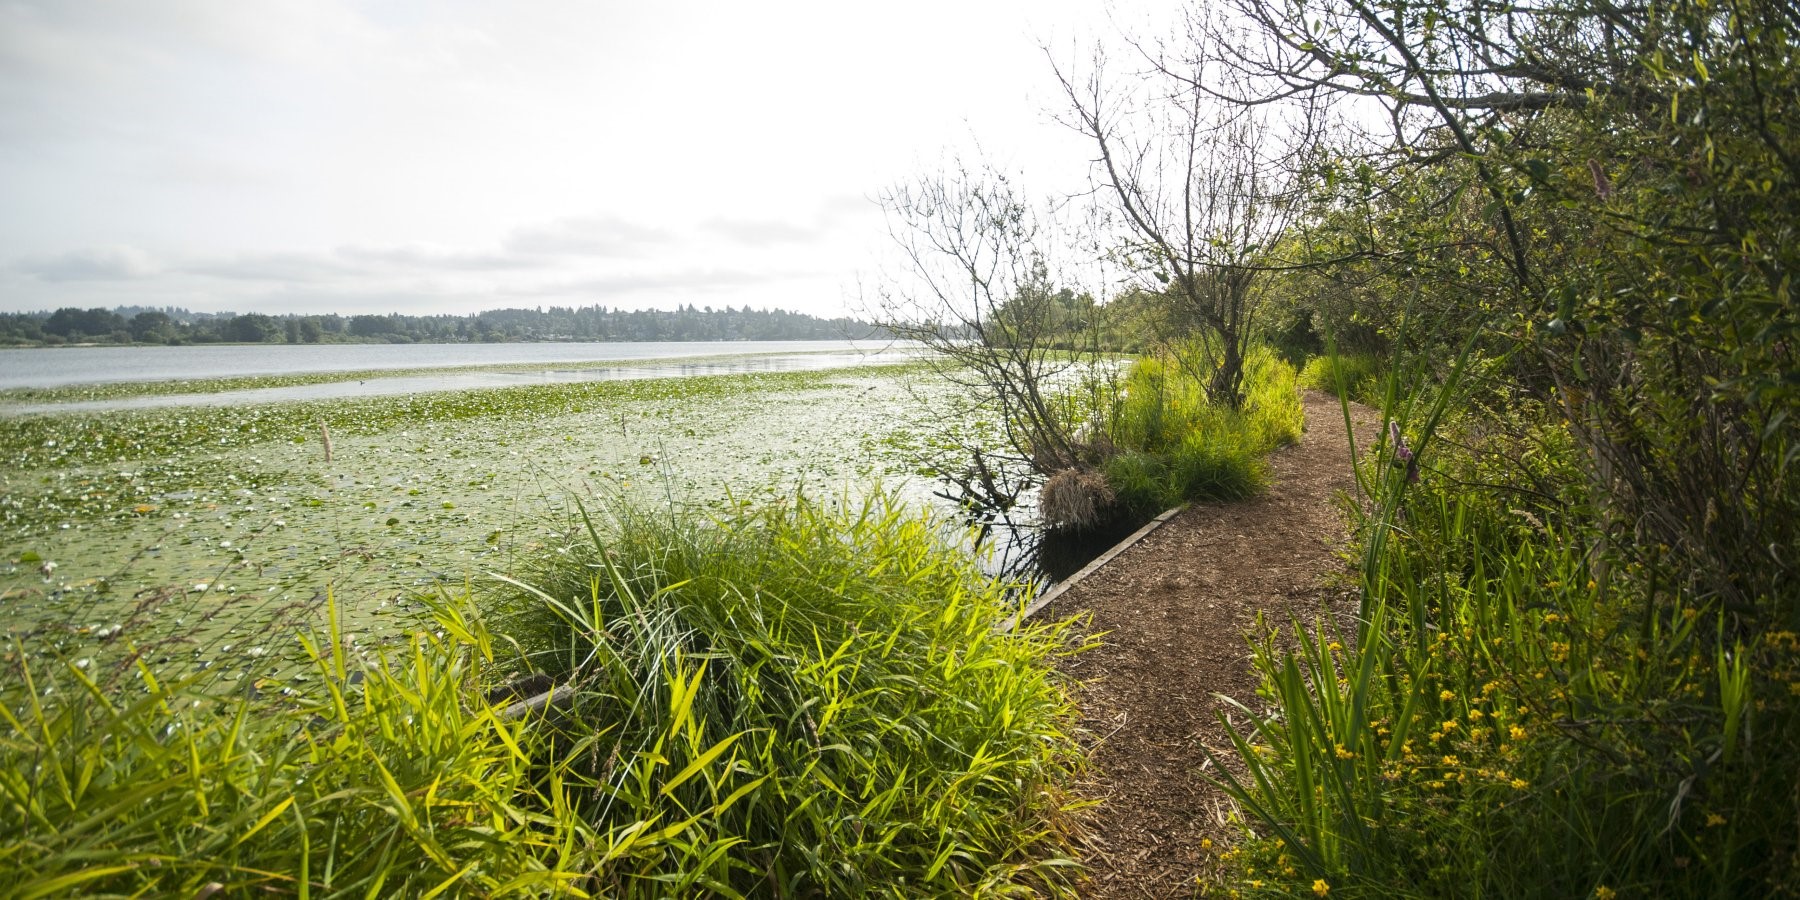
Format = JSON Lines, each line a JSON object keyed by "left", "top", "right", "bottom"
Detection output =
{"left": 0, "top": 340, "right": 904, "bottom": 390}
{"left": 2, "top": 348, "right": 918, "bottom": 414}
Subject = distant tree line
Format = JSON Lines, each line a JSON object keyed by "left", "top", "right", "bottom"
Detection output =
{"left": 0, "top": 304, "right": 888, "bottom": 347}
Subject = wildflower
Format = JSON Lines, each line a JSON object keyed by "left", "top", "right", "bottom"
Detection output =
{"left": 1510, "top": 725, "right": 1527, "bottom": 741}
{"left": 1388, "top": 421, "right": 1418, "bottom": 483}
{"left": 1439, "top": 689, "right": 1456, "bottom": 701}
{"left": 1313, "top": 878, "right": 1331, "bottom": 896}
{"left": 1441, "top": 719, "right": 1459, "bottom": 732}
{"left": 1328, "top": 641, "right": 1344, "bottom": 653}
{"left": 1441, "top": 755, "right": 1460, "bottom": 766}
{"left": 1594, "top": 887, "right": 1616, "bottom": 900}
{"left": 1335, "top": 744, "right": 1357, "bottom": 760}
{"left": 1469, "top": 708, "right": 1484, "bottom": 720}
{"left": 1201, "top": 838, "right": 1213, "bottom": 850}
{"left": 1706, "top": 813, "right": 1726, "bottom": 827}
{"left": 1511, "top": 778, "right": 1529, "bottom": 790}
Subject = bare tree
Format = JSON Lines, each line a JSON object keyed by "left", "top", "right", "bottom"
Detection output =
{"left": 1054, "top": 36, "right": 1321, "bottom": 408}
{"left": 873, "top": 159, "right": 1117, "bottom": 522}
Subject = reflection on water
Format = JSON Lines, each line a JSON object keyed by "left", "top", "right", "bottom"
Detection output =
{"left": 3, "top": 349, "right": 918, "bottom": 414}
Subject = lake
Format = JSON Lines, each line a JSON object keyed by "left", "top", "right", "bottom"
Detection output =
{"left": 0, "top": 339, "right": 905, "bottom": 390}
{"left": 0, "top": 353, "right": 1051, "bottom": 684}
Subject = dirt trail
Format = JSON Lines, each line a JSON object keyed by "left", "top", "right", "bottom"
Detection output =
{"left": 1046, "top": 390, "right": 1379, "bottom": 898}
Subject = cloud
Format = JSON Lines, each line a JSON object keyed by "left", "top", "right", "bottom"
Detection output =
{"left": 519, "top": 266, "right": 800, "bottom": 298}
{"left": 698, "top": 217, "right": 823, "bottom": 247}
{"left": 181, "top": 252, "right": 366, "bottom": 283}
{"left": 16, "top": 245, "right": 158, "bottom": 281}
{"left": 503, "top": 215, "right": 672, "bottom": 258}
{"left": 337, "top": 243, "right": 541, "bottom": 271}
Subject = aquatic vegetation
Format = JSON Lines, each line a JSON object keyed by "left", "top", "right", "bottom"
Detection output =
{"left": 0, "top": 363, "right": 957, "bottom": 680}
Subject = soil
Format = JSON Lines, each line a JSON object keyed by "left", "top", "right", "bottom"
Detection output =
{"left": 1046, "top": 389, "right": 1381, "bottom": 898}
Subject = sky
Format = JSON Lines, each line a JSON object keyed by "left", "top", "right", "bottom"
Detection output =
{"left": 0, "top": 0, "right": 1182, "bottom": 319}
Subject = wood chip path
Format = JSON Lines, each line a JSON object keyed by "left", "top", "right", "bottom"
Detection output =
{"left": 1044, "top": 390, "right": 1380, "bottom": 898}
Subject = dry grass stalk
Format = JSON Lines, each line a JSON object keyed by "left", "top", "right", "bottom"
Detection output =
{"left": 1039, "top": 467, "right": 1115, "bottom": 531}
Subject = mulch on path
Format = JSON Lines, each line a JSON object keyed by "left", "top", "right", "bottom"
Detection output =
{"left": 1045, "top": 390, "right": 1380, "bottom": 898}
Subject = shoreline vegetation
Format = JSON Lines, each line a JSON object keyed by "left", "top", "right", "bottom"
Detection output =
{"left": 1, "top": 495, "right": 1084, "bottom": 897}
{"left": 0, "top": 326, "right": 1297, "bottom": 896}
{"left": 0, "top": 303, "right": 890, "bottom": 348}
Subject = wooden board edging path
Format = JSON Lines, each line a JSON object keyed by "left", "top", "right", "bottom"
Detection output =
{"left": 991, "top": 505, "right": 1188, "bottom": 635}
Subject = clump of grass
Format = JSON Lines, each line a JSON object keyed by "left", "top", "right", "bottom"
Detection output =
{"left": 1, "top": 490, "right": 1085, "bottom": 897}
{"left": 1101, "top": 451, "right": 1176, "bottom": 518}
{"left": 1298, "top": 353, "right": 1382, "bottom": 403}
{"left": 0, "top": 597, "right": 600, "bottom": 897}
{"left": 1067, "top": 342, "right": 1298, "bottom": 528}
{"left": 494, "top": 490, "right": 1087, "bottom": 896}
{"left": 1039, "top": 467, "right": 1117, "bottom": 530}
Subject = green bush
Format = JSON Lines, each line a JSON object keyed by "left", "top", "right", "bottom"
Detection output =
{"left": 1210, "top": 376, "right": 1800, "bottom": 898}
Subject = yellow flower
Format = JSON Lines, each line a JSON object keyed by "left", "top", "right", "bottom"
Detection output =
{"left": 1440, "top": 689, "right": 1457, "bottom": 701}
{"left": 1441, "top": 754, "right": 1460, "bottom": 766}
{"left": 1200, "top": 838, "right": 1213, "bottom": 850}
{"left": 1594, "top": 887, "right": 1616, "bottom": 900}
{"left": 1511, "top": 778, "right": 1529, "bottom": 790}
{"left": 1510, "top": 725, "right": 1527, "bottom": 741}
{"left": 1313, "top": 878, "right": 1331, "bottom": 896}
{"left": 1706, "top": 813, "right": 1727, "bottom": 827}
{"left": 1335, "top": 744, "right": 1357, "bottom": 760}
{"left": 1328, "top": 641, "right": 1344, "bottom": 653}
{"left": 1441, "top": 719, "right": 1460, "bottom": 732}
{"left": 1469, "top": 708, "right": 1485, "bottom": 720}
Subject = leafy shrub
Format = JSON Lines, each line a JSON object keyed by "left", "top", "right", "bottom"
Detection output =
{"left": 1210, "top": 374, "right": 1800, "bottom": 898}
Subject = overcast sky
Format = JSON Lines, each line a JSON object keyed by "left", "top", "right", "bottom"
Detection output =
{"left": 0, "top": 0, "right": 1181, "bottom": 319}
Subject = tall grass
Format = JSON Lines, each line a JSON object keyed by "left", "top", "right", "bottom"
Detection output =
{"left": 1297, "top": 353, "right": 1382, "bottom": 405}
{"left": 1206, "top": 350, "right": 1800, "bottom": 897}
{"left": 1097, "top": 343, "right": 1302, "bottom": 517}
{"left": 494, "top": 491, "right": 1087, "bottom": 896}
{"left": 0, "top": 491, "right": 1086, "bottom": 897}
{"left": 0, "top": 597, "right": 595, "bottom": 897}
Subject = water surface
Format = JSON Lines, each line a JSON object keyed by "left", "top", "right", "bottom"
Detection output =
{"left": 0, "top": 340, "right": 901, "bottom": 390}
